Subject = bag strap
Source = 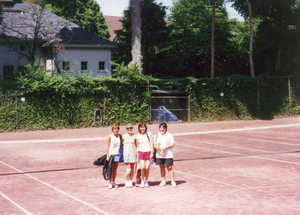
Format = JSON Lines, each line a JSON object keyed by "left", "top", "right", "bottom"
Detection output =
{"left": 146, "top": 132, "right": 150, "bottom": 142}
{"left": 119, "top": 134, "right": 123, "bottom": 148}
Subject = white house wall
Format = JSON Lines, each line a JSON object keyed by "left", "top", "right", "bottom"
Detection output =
{"left": 0, "top": 45, "right": 44, "bottom": 76}
{"left": 56, "top": 47, "right": 112, "bottom": 77}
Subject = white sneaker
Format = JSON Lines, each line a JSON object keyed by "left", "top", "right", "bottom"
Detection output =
{"left": 140, "top": 180, "right": 145, "bottom": 188}
{"left": 145, "top": 181, "right": 149, "bottom": 188}
{"left": 128, "top": 180, "right": 133, "bottom": 188}
{"left": 112, "top": 182, "right": 118, "bottom": 188}
{"left": 108, "top": 182, "right": 113, "bottom": 189}
{"left": 125, "top": 181, "right": 129, "bottom": 188}
{"left": 159, "top": 181, "right": 166, "bottom": 187}
{"left": 171, "top": 181, "right": 176, "bottom": 188}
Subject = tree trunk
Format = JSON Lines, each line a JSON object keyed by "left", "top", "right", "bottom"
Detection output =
{"left": 246, "top": 0, "right": 255, "bottom": 78}
{"left": 131, "top": 0, "right": 143, "bottom": 73}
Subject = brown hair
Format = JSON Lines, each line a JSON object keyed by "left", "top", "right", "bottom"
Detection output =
{"left": 159, "top": 122, "right": 167, "bottom": 131}
{"left": 138, "top": 122, "right": 147, "bottom": 133}
{"left": 111, "top": 124, "right": 120, "bottom": 131}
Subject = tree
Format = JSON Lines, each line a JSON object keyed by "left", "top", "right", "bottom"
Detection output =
{"left": 130, "top": 0, "right": 143, "bottom": 72}
{"left": 167, "top": 0, "right": 233, "bottom": 78}
{"left": 113, "top": 0, "right": 169, "bottom": 76}
{"left": 229, "top": 0, "right": 300, "bottom": 76}
{"left": 228, "top": 18, "right": 259, "bottom": 76}
{"left": 43, "top": 0, "right": 110, "bottom": 40}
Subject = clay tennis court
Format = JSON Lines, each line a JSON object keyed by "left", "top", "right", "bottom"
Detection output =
{"left": 1, "top": 116, "right": 300, "bottom": 214}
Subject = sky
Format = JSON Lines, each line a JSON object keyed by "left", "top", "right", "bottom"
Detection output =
{"left": 96, "top": 0, "right": 243, "bottom": 21}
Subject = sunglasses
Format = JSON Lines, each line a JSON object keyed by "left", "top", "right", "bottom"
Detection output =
{"left": 126, "top": 127, "right": 133, "bottom": 129}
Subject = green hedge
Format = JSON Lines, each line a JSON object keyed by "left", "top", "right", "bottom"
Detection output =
{"left": 0, "top": 64, "right": 299, "bottom": 132}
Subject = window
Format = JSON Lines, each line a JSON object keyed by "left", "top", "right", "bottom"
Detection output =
{"left": 63, "top": 61, "right": 70, "bottom": 71}
{"left": 99, "top": 61, "right": 105, "bottom": 70}
{"left": 3, "top": 66, "right": 14, "bottom": 78}
{"left": 81, "top": 61, "right": 88, "bottom": 70}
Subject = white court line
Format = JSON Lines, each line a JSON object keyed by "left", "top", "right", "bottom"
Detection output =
{"left": 174, "top": 170, "right": 245, "bottom": 189}
{"left": 0, "top": 161, "right": 109, "bottom": 215}
{"left": 173, "top": 123, "right": 297, "bottom": 137}
{"left": 214, "top": 133, "right": 300, "bottom": 147}
{"left": 178, "top": 137, "right": 300, "bottom": 158}
{"left": 0, "top": 123, "right": 298, "bottom": 196}
{"left": 174, "top": 169, "right": 300, "bottom": 191}
{"left": 0, "top": 123, "right": 297, "bottom": 144}
{"left": 0, "top": 137, "right": 107, "bottom": 144}
{"left": 212, "top": 133, "right": 300, "bottom": 158}
{"left": 0, "top": 192, "right": 32, "bottom": 215}
{"left": 238, "top": 132, "right": 300, "bottom": 142}
{"left": 177, "top": 138, "right": 300, "bottom": 166}
{"left": 173, "top": 140, "right": 300, "bottom": 190}
{"left": 205, "top": 134, "right": 300, "bottom": 157}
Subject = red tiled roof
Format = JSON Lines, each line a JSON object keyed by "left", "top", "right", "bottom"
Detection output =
{"left": 104, "top": 15, "right": 122, "bottom": 42}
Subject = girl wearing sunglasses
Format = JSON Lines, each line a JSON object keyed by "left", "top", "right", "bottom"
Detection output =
{"left": 122, "top": 123, "right": 137, "bottom": 188}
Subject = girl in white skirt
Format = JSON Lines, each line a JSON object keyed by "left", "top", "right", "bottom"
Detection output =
{"left": 122, "top": 123, "right": 137, "bottom": 188}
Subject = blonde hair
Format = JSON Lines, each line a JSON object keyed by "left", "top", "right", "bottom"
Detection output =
{"left": 126, "top": 123, "right": 134, "bottom": 129}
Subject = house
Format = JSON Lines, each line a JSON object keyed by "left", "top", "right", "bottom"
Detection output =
{"left": 104, "top": 15, "right": 122, "bottom": 42}
{"left": 0, "top": 2, "right": 115, "bottom": 79}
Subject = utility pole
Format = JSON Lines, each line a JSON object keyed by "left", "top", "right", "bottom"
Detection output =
{"left": 211, "top": 0, "right": 215, "bottom": 79}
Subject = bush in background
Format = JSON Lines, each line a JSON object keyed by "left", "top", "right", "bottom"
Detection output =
{"left": 0, "top": 64, "right": 299, "bottom": 132}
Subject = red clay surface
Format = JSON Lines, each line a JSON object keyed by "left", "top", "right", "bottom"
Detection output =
{"left": 1, "top": 116, "right": 300, "bottom": 214}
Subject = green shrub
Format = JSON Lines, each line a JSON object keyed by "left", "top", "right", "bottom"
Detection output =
{"left": 0, "top": 64, "right": 299, "bottom": 132}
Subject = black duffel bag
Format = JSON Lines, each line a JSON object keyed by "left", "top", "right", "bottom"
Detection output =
{"left": 93, "top": 154, "right": 107, "bottom": 165}
{"left": 103, "top": 155, "right": 114, "bottom": 180}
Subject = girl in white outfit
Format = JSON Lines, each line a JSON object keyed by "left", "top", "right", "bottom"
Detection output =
{"left": 122, "top": 123, "right": 137, "bottom": 188}
{"left": 154, "top": 122, "right": 176, "bottom": 188}
{"left": 106, "top": 124, "right": 122, "bottom": 189}
{"left": 135, "top": 122, "right": 153, "bottom": 188}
